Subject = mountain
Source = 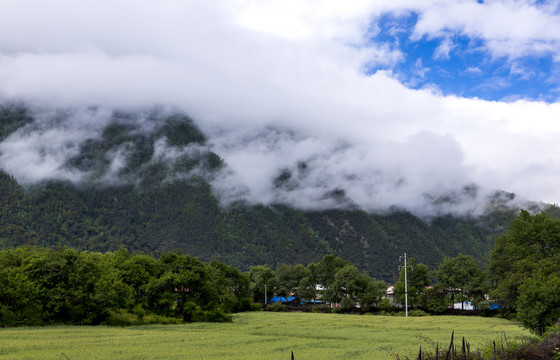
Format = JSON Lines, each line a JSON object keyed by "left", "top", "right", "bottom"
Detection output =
{"left": 0, "top": 103, "right": 551, "bottom": 281}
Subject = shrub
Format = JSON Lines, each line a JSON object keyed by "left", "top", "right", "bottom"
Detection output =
{"left": 132, "top": 305, "right": 145, "bottom": 321}
{"left": 331, "top": 306, "right": 342, "bottom": 314}
{"left": 268, "top": 303, "right": 288, "bottom": 312}
{"left": 202, "top": 308, "right": 232, "bottom": 323}
{"left": 378, "top": 298, "right": 395, "bottom": 312}
{"left": 103, "top": 309, "right": 183, "bottom": 326}
{"left": 103, "top": 309, "right": 137, "bottom": 326}
{"left": 182, "top": 301, "right": 201, "bottom": 323}
{"left": 408, "top": 309, "right": 429, "bottom": 317}
{"left": 235, "top": 297, "right": 253, "bottom": 312}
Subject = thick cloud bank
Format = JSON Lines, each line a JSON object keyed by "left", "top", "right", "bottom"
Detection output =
{"left": 1, "top": 0, "right": 559, "bottom": 216}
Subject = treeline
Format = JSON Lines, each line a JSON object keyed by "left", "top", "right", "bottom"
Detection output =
{"left": 0, "top": 246, "right": 393, "bottom": 326}
{"left": 1, "top": 209, "right": 560, "bottom": 334}
{"left": 0, "top": 247, "right": 250, "bottom": 326}
{"left": 249, "top": 255, "right": 387, "bottom": 311}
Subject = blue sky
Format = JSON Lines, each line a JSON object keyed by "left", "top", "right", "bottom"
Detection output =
{"left": 1, "top": 0, "right": 560, "bottom": 215}
{"left": 369, "top": 10, "right": 559, "bottom": 102}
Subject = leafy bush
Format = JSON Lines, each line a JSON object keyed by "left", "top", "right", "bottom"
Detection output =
{"left": 182, "top": 301, "right": 201, "bottom": 323}
{"left": 267, "top": 303, "right": 288, "bottom": 312}
{"left": 408, "top": 309, "right": 429, "bottom": 317}
{"left": 311, "top": 306, "right": 332, "bottom": 314}
{"left": 132, "top": 305, "right": 145, "bottom": 321}
{"left": 378, "top": 298, "right": 394, "bottom": 312}
{"left": 201, "top": 308, "right": 232, "bottom": 323}
{"left": 103, "top": 310, "right": 139, "bottom": 326}
{"left": 103, "top": 309, "right": 183, "bottom": 326}
{"left": 234, "top": 297, "right": 253, "bottom": 312}
{"left": 330, "top": 306, "right": 342, "bottom": 314}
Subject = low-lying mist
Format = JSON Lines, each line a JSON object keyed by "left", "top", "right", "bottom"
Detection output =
{"left": 0, "top": 103, "right": 528, "bottom": 218}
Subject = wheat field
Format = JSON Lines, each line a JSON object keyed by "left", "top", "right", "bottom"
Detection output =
{"left": 0, "top": 312, "right": 529, "bottom": 360}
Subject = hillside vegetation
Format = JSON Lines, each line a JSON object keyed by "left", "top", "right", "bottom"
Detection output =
{"left": 0, "top": 103, "right": 554, "bottom": 280}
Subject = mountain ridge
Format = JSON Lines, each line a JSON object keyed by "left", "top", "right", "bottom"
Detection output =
{"left": 0, "top": 103, "right": 554, "bottom": 281}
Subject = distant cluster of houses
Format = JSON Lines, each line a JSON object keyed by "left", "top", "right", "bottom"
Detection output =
{"left": 267, "top": 284, "right": 499, "bottom": 311}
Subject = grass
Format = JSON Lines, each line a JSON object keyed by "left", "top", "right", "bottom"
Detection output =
{"left": 0, "top": 312, "right": 530, "bottom": 360}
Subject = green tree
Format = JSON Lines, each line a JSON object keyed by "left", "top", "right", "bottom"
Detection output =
{"left": 275, "top": 263, "right": 311, "bottom": 303}
{"left": 505, "top": 253, "right": 560, "bottom": 334}
{"left": 312, "top": 255, "right": 349, "bottom": 288}
{"left": 394, "top": 258, "right": 429, "bottom": 309}
{"left": 433, "top": 254, "right": 487, "bottom": 309}
{"left": 295, "top": 276, "right": 317, "bottom": 304}
{"left": 23, "top": 247, "right": 82, "bottom": 322}
{"left": 113, "top": 251, "right": 158, "bottom": 307}
{"left": 516, "top": 270, "right": 560, "bottom": 335}
{"left": 331, "top": 264, "right": 386, "bottom": 310}
{"left": 248, "top": 265, "right": 277, "bottom": 303}
{"left": 210, "top": 259, "right": 250, "bottom": 312}
{"left": 146, "top": 252, "right": 220, "bottom": 321}
{"left": 310, "top": 254, "right": 349, "bottom": 304}
{"left": 417, "top": 285, "right": 447, "bottom": 314}
{"left": 489, "top": 210, "right": 560, "bottom": 309}
{"left": 0, "top": 265, "right": 42, "bottom": 325}
{"left": 360, "top": 279, "right": 388, "bottom": 311}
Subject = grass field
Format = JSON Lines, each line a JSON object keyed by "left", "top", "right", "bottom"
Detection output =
{"left": 0, "top": 312, "right": 530, "bottom": 360}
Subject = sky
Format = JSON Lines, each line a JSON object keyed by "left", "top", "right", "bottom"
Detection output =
{"left": 1, "top": 0, "right": 560, "bottom": 217}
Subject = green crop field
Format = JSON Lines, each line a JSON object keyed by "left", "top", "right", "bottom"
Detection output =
{"left": 0, "top": 312, "right": 529, "bottom": 360}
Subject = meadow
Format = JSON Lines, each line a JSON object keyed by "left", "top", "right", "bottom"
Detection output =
{"left": 0, "top": 312, "right": 529, "bottom": 360}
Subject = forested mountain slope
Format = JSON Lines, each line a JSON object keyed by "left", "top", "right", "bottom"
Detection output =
{"left": 0, "top": 103, "right": 552, "bottom": 281}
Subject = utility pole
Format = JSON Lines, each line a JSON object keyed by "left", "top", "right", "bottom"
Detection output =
{"left": 399, "top": 253, "right": 413, "bottom": 317}
{"left": 264, "top": 284, "right": 267, "bottom": 305}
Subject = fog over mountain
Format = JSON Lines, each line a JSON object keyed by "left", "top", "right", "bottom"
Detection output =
{"left": 0, "top": 104, "right": 530, "bottom": 218}
{"left": 1, "top": 1, "right": 559, "bottom": 217}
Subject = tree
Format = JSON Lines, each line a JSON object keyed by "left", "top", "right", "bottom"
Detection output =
{"left": 275, "top": 264, "right": 311, "bottom": 303}
{"left": 311, "top": 254, "right": 349, "bottom": 290}
{"left": 433, "top": 254, "right": 487, "bottom": 309}
{"left": 360, "top": 279, "right": 388, "bottom": 311}
{"left": 417, "top": 285, "right": 447, "bottom": 314}
{"left": 310, "top": 254, "right": 349, "bottom": 304}
{"left": 394, "top": 258, "right": 429, "bottom": 309}
{"left": 210, "top": 259, "right": 250, "bottom": 312}
{"left": 506, "top": 252, "right": 560, "bottom": 334}
{"left": 145, "top": 252, "right": 221, "bottom": 321}
{"left": 489, "top": 210, "right": 560, "bottom": 309}
{"left": 248, "top": 265, "right": 277, "bottom": 303}
{"left": 112, "top": 251, "right": 158, "bottom": 307}
{"left": 295, "top": 276, "right": 317, "bottom": 304}
{"left": 516, "top": 270, "right": 560, "bottom": 335}
{"left": 331, "top": 264, "right": 386, "bottom": 310}
{"left": 0, "top": 265, "right": 42, "bottom": 325}
{"left": 330, "top": 265, "right": 365, "bottom": 308}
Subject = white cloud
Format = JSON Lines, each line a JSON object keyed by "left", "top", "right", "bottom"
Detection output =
{"left": 411, "top": 0, "right": 560, "bottom": 60}
{"left": 464, "top": 66, "right": 483, "bottom": 75}
{"left": 433, "top": 37, "right": 456, "bottom": 60}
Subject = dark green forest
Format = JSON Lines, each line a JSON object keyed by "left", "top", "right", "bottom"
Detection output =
{"left": 0, "top": 103, "right": 557, "bottom": 282}
{"left": 0, "top": 247, "right": 247, "bottom": 326}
